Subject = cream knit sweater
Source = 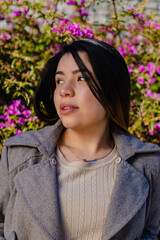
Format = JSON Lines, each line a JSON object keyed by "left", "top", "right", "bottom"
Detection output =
{"left": 56, "top": 146, "right": 118, "bottom": 240}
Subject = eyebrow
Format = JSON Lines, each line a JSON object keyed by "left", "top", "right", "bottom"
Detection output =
{"left": 55, "top": 69, "right": 89, "bottom": 76}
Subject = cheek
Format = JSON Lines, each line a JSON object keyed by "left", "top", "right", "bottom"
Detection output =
{"left": 80, "top": 90, "right": 106, "bottom": 117}
{"left": 53, "top": 90, "right": 59, "bottom": 109}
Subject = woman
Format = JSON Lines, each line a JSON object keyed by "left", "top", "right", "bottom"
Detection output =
{"left": 0, "top": 39, "right": 160, "bottom": 240}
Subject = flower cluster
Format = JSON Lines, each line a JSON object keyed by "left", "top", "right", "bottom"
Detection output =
{"left": 12, "top": 9, "right": 29, "bottom": 17}
{"left": 0, "top": 33, "right": 11, "bottom": 41}
{"left": 0, "top": 100, "right": 38, "bottom": 135}
{"left": 149, "top": 122, "right": 160, "bottom": 136}
{"left": 51, "top": 20, "right": 94, "bottom": 38}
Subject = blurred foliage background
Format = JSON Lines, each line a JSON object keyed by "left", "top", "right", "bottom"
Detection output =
{"left": 0, "top": 0, "right": 160, "bottom": 155}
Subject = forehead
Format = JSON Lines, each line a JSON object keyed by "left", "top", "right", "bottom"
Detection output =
{"left": 56, "top": 51, "right": 93, "bottom": 72}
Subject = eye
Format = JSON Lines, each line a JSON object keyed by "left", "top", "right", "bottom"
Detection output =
{"left": 56, "top": 79, "right": 64, "bottom": 85}
{"left": 78, "top": 76, "right": 86, "bottom": 81}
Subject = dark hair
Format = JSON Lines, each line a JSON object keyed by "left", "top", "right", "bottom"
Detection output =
{"left": 34, "top": 39, "right": 130, "bottom": 133}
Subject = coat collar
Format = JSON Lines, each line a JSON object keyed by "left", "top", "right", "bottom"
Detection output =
{"left": 4, "top": 119, "right": 160, "bottom": 161}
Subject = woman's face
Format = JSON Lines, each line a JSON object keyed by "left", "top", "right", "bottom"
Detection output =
{"left": 53, "top": 52, "right": 108, "bottom": 131}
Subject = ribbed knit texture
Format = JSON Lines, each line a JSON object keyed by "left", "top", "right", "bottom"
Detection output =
{"left": 56, "top": 146, "right": 118, "bottom": 240}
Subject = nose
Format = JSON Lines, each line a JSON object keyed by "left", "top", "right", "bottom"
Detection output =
{"left": 60, "top": 82, "right": 75, "bottom": 97}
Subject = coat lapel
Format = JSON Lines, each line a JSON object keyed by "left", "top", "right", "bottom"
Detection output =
{"left": 102, "top": 158, "right": 149, "bottom": 240}
{"left": 14, "top": 156, "right": 60, "bottom": 240}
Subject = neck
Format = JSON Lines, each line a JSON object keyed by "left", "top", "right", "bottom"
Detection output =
{"left": 60, "top": 121, "right": 113, "bottom": 157}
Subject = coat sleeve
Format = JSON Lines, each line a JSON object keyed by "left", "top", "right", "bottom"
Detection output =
{"left": 0, "top": 146, "right": 10, "bottom": 239}
{"left": 140, "top": 154, "right": 160, "bottom": 240}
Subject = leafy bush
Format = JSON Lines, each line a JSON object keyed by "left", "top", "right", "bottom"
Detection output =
{"left": 0, "top": 0, "right": 160, "bottom": 155}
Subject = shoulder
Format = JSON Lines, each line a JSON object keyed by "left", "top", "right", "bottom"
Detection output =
{"left": 2, "top": 120, "right": 63, "bottom": 173}
{"left": 113, "top": 132, "right": 160, "bottom": 177}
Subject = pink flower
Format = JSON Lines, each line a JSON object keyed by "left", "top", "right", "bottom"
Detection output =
{"left": 6, "top": 104, "right": 21, "bottom": 116}
{"left": 12, "top": 10, "right": 22, "bottom": 17}
{"left": 129, "top": 45, "right": 137, "bottom": 55}
{"left": 0, "top": 122, "right": 5, "bottom": 130}
{"left": 22, "top": 8, "right": 28, "bottom": 16}
{"left": 26, "top": 117, "right": 31, "bottom": 122}
{"left": 154, "top": 122, "right": 160, "bottom": 135}
{"left": 66, "top": 1, "right": 77, "bottom": 5}
{"left": 118, "top": 46, "right": 127, "bottom": 56}
{"left": 146, "top": 62, "right": 154, "bottom": 72}
{"left": 155, "top": 68, "right": 160, "bottom": 74}
{"left": 51, "top": 21, "right": 94, "bottom": 38}
{"left": 22, "top": 110, "right": 31, "bottom": 118}
{"left": 148, "top": 128, "right": 154, "bottom": 136}
{"left": 138, "top": 65, "right": 145, "bottom": 73}
{"left": 20, "top": 104, "right": 26, "bottom": 111}
{"left": 146, "top": 80, "right": 151, "bottom": 87}
{"left": 106, "top": 28, "right": 114, "bottom": 34}
{"left": 144, "top": 21, "right": 153, "bottom": 26}
{"left": 131, "top": 101, "right": 136, "bottom": 106}
{"left": 33, "top": 116, "right": 38, "bottom": 121}
{"left": 18, "top": 117, "right": 25, "bottom": 125}
{"left": 145, "top": 90, "right": 160, "bottom": 100}
{"left": 0, "top": 33, "right": 11, "bottom": 40}
{"left": 128, "top": 65, "right": 134, "bottom": 74}
{"left": 137, "top": 76, "right": 144, "bottom": 84}
{"left": 134, "top": 13, "right": 145, "bottom": 21}
{"left": 81, "top": 0, "right": 85, "bottom": 6}
{"left": 100, "top": 26, "right": 105, "bottom": 32}
{"left": 151, "top": 77, "right": 157, "bottom": 83}
{"left": 12, "top": 100, "right": 21, "bottom": 108}
{"left": 153, "top": 23, "right": 160, "bottom": 29}
{"left": 134, "top": 37, "right": 141, "bottom": 43}
{"left": 15, "top": 129, "right": 22, "bottom": 135}
{"left": 80, "top": 8, "right": 89, "bottom": 17}
{"left": 130, "top": 6, "right": 135, "bottom": 11}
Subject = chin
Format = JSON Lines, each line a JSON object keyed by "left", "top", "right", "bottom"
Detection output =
{"left": 61, "top": 118, "right": 84, "bottom": 130}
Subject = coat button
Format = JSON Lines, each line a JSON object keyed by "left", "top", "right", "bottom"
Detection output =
{"left": 115, "top": 157, "right": 122, "bottom": 163}
{"left": 11, "top": 231, "right": 18, "bottom": 240}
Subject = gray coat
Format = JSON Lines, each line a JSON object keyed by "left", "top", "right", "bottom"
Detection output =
{"left": 0, "top": 120, "right": 160, "bottom": 240}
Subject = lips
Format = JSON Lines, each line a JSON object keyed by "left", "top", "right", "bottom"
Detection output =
{"left": 60, "top": 103, "right": 78, "bottom": 115}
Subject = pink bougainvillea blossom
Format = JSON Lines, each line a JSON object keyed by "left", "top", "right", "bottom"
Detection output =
{"left": 12, "top": 10, "right": 22, "bottom": 17}
{"left": 146, "top": 77, "right": 157, "bottom": 87}
{"left": 137, "top": 76, "right": 144, "bottom": 84}
{"left": 0, "top": 122, "right": 5, "bottom": 130}
{"left": 118, "top": 46, "right": 127, "bottom": 56}
{"left": 138, "top": 65, "right": 145, "bottom": 73}
{"left": 81, "top": 0, "right": 85, "bottom": 6}
{"left": 15, "top": 129, "right": 22, "bottom": 135}
{"left": 134, "top": 37, "right": 141, "bottom": 43}
{"left": 0, "top": 33, "right": 11, "bottom": 40}
{"left": 134, "top": 13, "right": 145, "bottom": 21}
{"left": 130, "top": 5, "right": 135, "bottom": 11}
{"left": 155, "top": 68, "right": 160, "bottom": 74}
{"left": 145, "top": 89, "right": 160, "bottom": 100}
{"left": 76, "top": 8, "right": 89, "bottom": 17}
{"left": 12, "top": 9, "right": 28, "bottom": 17}
{"left": 153, "top": 23, "right": 160, "bottom": 29}
{"left": 128, "top": 45, "right": 137, "bottom": 55}
{"left": 22, "top": 110, "right": 31, "bottom": 118}
{"left": 51, "top": 21, "right": 94, "bottom": 38}
{"left": 53, "top": 44, "right": 61, "bottom": 55}
{"left": 154, "top": 122, "right": 160, "bottom": 135}
{"left": 146, "top": 62, "right": 154, "bottom": 72}
{"left": 17, "top": 117, "right": 25, "bottom": 125}
{"left": 33, "top": 116, "right": 38, "bottom": 121}
{"left": 128, "top": 65, "right": 134, "bottom": 74}
{"left": 148, "top": 128, "right": 154, "bottom": 136}
{"left": 6, "top": 104, "right": 21, "bottom": 116}
{"left": 66, "top": 1, "right": 77, "bottom": 5}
